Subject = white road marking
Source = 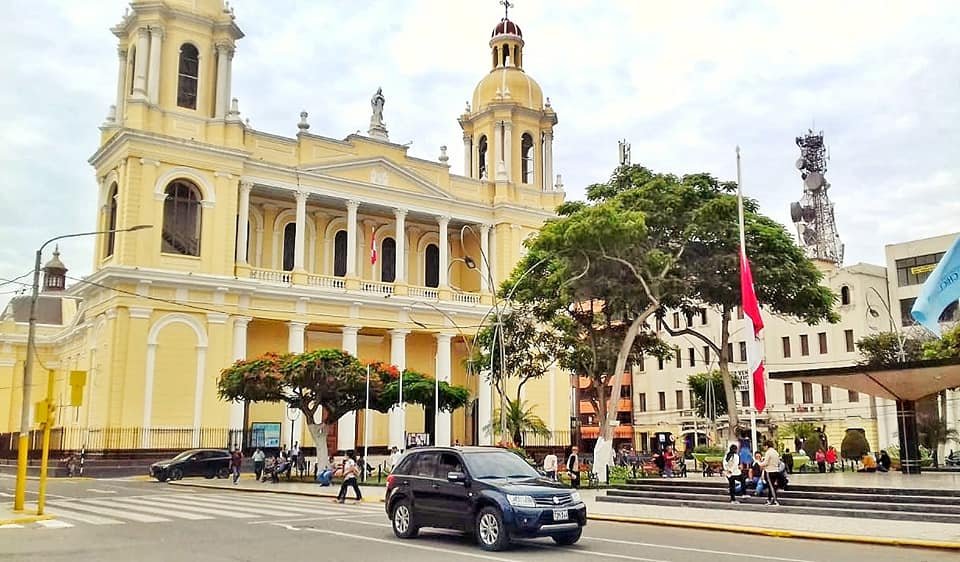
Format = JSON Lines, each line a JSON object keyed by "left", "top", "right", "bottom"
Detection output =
{"left": 86, "top": 488, "right": 117, "bottom": 494}
{"left": 584, "top": 536, "right": 816, "bottom": 562}
{"left": 99, "top": 497, "right": 212, "bottom": 520}
{"left": 0, "top": 524, "right": 24, "bottom": 529}
{"left": 248, "top": 513, "right": 382, "bottom": 525}
{"left": 334, "top": 518, "right": 391, "bottom": 529}
{"left": 41, "top": 506, "right": 123, "bottom": 525}
{"left": 46, "top": 501, "right": 169, "bottom": 523}
{"left": 153, "top": 494, "right": 309, "bottom": 517}
{"left": 36, "top": 519, "right": 74, "bottom": 529}
{"left": 120, "top": 497, "right": 256, "bottom": 519}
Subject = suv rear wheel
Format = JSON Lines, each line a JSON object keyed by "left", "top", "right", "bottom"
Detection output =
{"left": 391, "top": 499, "right": 419, "bottom": 539}
{"left": 551, "top": 527, "right": 582, "bottom": 546}
{"left": 475, "top": 506, "right": 510, "bottom": 551}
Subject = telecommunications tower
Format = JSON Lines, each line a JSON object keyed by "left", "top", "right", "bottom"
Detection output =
{"left": 789, "top": 129, "right": 844, "bottom": 266}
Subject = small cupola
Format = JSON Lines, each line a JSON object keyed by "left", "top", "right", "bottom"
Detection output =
{"left": 42, "top": 246, "right": 68, "bottom": 292}
{"left": 490, "top": 1, "right": 524, "bottom": 70}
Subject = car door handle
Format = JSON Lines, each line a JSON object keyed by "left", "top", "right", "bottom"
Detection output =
{"left": 431, "top": 483, "right": 440, "bottom": 489}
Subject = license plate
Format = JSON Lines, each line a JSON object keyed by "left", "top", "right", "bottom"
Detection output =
{"left": 553, "top": 509, "right": 569, "bottom": 521}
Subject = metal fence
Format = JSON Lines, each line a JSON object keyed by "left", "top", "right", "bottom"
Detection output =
{"left": 0, "top": 427, "right": 241, "bottom": 456}
{"left": 519, "top": 430, "right": 574, "bottom": 448}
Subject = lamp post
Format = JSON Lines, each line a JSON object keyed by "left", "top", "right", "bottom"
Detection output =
{"left": 866, "top": 286, "right": 905, "bottom": 362}
{"left": 14, "top": 224, "right": 152, "bottom": 512}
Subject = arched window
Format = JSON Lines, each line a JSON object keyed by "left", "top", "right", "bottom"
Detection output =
{"left": 128, "top": 47, "right": 136, "bottom": 95}
{"left": 425, "top": 244, "right": 440, "bottom": 288}
{"left": 333, "top": 230, "right": 348, "bottom": 277}
{"left": 502, "top": 45, "right": 510, "bottom": 66}
{"left": 177, "top": 43, "right": 199, "bottom": 110}
{"left": 105, "top": 183, "right": 118, "bottom": 258}
{"left": 381, "top": 237, "right": 397, "bottom": 282}
{"left": 521, "top": 133, "right": 534, "bottom": 184}
{"left": 492, "top": 46, "right": 499, "bottom": 68}
{"left": 477, "top": 135, "right": 488, "bottom": 179}
{"left": 161, "top": 180, "right": 202, "bottom": 256}
{"left": 282, "top": 223, "right": 296, "bottom": 271}
{"left": 840, "top": 285, "right": 851, "bottom": 306}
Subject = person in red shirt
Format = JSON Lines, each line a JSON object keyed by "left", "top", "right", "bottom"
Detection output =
{"left": 825, "top": 446, "right": 838, "bottom": 472}
{"left": 230, "top": 448, "right": 243, "bottom": 485}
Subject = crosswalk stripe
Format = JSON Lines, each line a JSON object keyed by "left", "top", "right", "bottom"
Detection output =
{"left": 47, "top": 501, "right": 169, "bottom": 523}
{"left": 102, "top": 497, "right": 213, "bottom": 520}
{"left": 36, "top": 519, "right": 74, "bottom": 529}
{"left": 0, "top": 524, "right": 24, "bottom": 529}
{"left": 129, "top": 496, "right": 257, "bottom": 518}
{"left": 149, "top": 495, "right": 309, "bottom": 517}
{"left": 213, "top": 493, "right": 382, "bottom": 512}
{"left": 43, "top": 506, "right": 123, "bottom": 525}
{"left": 207, "top": 494, "right": 376, "bottom": 515}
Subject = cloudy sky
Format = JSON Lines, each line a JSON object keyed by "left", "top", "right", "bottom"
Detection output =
{"left": 1, "top": 0, "right": 958, "bottom": 308}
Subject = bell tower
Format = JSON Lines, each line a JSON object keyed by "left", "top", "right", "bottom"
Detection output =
{"left": 459, "top": 3, "right": 559, "bottom": 198}
{"left": 103, "top": 0, "right": 244, "bottom": 134}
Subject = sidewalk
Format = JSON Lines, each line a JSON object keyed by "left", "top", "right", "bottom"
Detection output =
{"left": 0, "top": 503, "right": 52, "bottom": 526}
{"left": 170, "top": 476, "right": 960, "bottom": 549}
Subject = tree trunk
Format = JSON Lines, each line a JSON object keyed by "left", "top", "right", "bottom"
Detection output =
{"left": 306, "top": 421, "right": 329, "bottom": 468}
{"left": 719, "top": 305, "right": 740, "bottom": 433}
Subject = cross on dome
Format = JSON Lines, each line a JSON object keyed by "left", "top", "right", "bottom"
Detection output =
{"left": 500, "top": 0, "right": 514, "bottom": 20}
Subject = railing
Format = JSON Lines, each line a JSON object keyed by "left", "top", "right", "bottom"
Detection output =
{"left": 519, "top": 430, "right": 574, "bottom": 448}
{"left": 251, "top": 268, "right": 292, "bottom": 284}
{"left": 360, "top": 281, "right": 394, "bottom": 295}
{"left": 0, "top": 427, "right": 241, "bottom": 456}
{"left": 452, "top": 291, "right": 482, "bottom": 304}
{"left": 408, "top": 286, "right": 440, "bottom": 300}
{"left": 307, "top": 273, "right": 346, "bottom": 290}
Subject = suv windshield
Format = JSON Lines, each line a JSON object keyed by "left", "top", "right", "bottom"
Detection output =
{"left": 172, "top": 450, "right": 197, "bottom": 461}
{"left": 463, "top": 451, "right": 539, "bottom": 480}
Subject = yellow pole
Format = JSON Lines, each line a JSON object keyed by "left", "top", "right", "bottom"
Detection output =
{"left": 37, "top": 369, "right": 55, "bottom": 516}
{"left": 13, "top": 435, "right": 28, "bottom": 511}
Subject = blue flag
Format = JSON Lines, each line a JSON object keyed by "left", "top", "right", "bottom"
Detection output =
{"left": 911, "top": 235, "right": 960, "bottom": 336}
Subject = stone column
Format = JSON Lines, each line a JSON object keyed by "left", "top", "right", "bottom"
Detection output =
{"left": 478, "top": 370, "right": 492, "bottom": 446}
{"left": 337, "top": 326, "right": 360, "bottom": 452}
{"left": 503, "top": 121, "right": 513, "bottom": 180}
{"left": 214, "top": 43, "right": 230, "bottom": 118}
{"left": 462, "top": 134, "right": 472, "bottom": 177}
{"left": 346, "top": 200, "right": 359, "bottom": 277}
{"left": 493, "top": 123, "right": 503, "bottom": 179}
{"left": 394, "top": 208, "right": 407, "bottom": 283}
{"left": 294, "top": 191, "right": 308, "bottom": 272}
{"left": 488, "top": 224, "right": 497, "bottom": 285}
{"left": 229, "top": 316, "right": 251, "bottom": 444}
{"left": 147, "top": 26, "right": 163, "bottom": 104}
{"left": 389, "top": 329, "right": 409, "bottom": 450}
{"left": 438, "top": 216, "right": 450, "bottom": 288}
{"left": 237, "top": 181, "right": 252, "bottom": 264}
{"left": 543, "top": 130, "right": 554, "bottom": 192}
{"left": 435, "top": 333, "right": 453, "bottom": 447}
{"left": 132, "top": 28, "right": 149, "bottom": 99}
{"left": 479, "top": 224, "right": 491, "bottom": 293}
{"left": 286, "top": 321, "right": 307, "bottom": 449}
{"left": 115, "top": 47, "right": 128, "bottom": 120}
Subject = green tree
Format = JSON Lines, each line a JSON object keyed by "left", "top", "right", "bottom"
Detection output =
{"left": 917, "top": 414, "right": 960, "bottom": 466}
{"left": 922, "top": 323, "right": 960, "bottom": 360}
{"left": 486, "top": 399, "right": 551, "bottom": 446}
{"left": 856, "top": 332, "right": 927, "bottom": 366}
{"left": 687, "top": 371, "right": 738, "bottom": 417}
{"left": 840, "top": 428, "right": 871, "bottom": 461}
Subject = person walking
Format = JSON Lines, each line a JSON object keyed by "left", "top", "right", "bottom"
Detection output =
{"left": 815, "top": 448, "right": 827, "bottom": 473}
{"left": 826, "top": 446, "right": 838, "bottom": 472}
{"left": 230, "top": 448, "right": 243, "bottom": 485}
{"left": 759, "top": 441, "right": 782, "bottom": 506}
{"left": 723, "top": 444, "right": 744, "bottom": 503}
{"left": 565, "top": 446, "right": 580, "bottom": 489}
{"left": 252, "top": 448, "right": 266, "bottom": 481}
{"left": 663, "top": 447, "right": 675, "bottom": 478}
{"left": 336, "top": 451, "right": 363, "bottom": 504}
{"left": 388, "top": 447, "right": 402, "bottom": 471}
{"left": 543, "top": 451, "right": 558, "bottom": 480}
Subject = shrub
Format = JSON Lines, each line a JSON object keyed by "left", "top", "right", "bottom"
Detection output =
{"left": 692, "top": 445, "right": 724, "bottom": 455}
{"left": 840, "top": 429, "right": 871, "bottom": 460}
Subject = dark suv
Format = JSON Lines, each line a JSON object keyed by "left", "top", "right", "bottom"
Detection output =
{"left": 149, "top": 449, "right": 231, "bottom": 482}
{"left": 385, "top": 446, "right": 586, "bottom": 551}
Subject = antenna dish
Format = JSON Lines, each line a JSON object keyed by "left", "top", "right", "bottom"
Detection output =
{"left": 804, "top": 171, "right": 824, "bottom": 191}
{"left": 795, "top": 158, "right": 805, "bottom": 170}
{"left": 790, "top": 202, "right": 803, "bottom": 223}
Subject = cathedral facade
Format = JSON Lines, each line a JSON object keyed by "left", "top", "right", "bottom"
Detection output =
{"left": 0, "top": 0, "right": 568, "bottom": 454}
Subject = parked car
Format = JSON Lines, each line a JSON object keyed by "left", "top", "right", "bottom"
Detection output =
{"left": 150, "top": 449, "right": 231, "bottom": 482}
{"left": 385, "top": 446, "right": 586, "bottom": 551}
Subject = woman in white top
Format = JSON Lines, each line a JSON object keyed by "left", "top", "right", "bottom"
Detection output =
{"left": 723, "top": 444, "right": 744, "bottom": 503}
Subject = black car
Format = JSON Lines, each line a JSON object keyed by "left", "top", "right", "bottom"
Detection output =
{"left": 150, "top": 449, "right": 231, "bottom": 482}
{"left": 385, "top": 446, "right": 586, "bottom": 551}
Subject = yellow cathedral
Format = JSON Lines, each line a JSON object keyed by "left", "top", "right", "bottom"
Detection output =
{"left": 0, "top": 0, "right": 570, "bottom": 456}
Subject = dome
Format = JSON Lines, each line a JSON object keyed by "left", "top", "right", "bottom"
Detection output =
{"left": 492, "top": 18, "right": 522, "bottom": 38}
{"left": 472, "top": 67, "right": 543, "bottom": 112}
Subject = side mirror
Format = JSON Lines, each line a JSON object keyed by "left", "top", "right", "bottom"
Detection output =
{"left": 447, "top": 471, "right": 467, "bottom": 484}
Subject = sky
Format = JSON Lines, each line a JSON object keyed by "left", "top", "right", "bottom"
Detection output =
{"left": 1, "top": 0, "right": 958, "bottom": 310}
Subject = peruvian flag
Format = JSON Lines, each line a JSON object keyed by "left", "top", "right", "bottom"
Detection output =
{"left": 370, "top": 228, "right": 378, "bottom": 265}
{"left": 739, "top": 247, "right": 766, "bottom": 413}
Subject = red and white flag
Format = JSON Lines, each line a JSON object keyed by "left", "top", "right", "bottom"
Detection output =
{"left": 370, "top": 228, "right": 378, "bottom": 265}
{"left": 739, "top": 247, "right": 766, "bottom": 413}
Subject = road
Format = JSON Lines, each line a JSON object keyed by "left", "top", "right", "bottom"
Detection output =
{"left": 0, "top": 476, "right": 954, "bottom": 562}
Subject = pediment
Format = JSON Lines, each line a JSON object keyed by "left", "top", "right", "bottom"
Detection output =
{"left": 304, "top": 158, "right": 452, "bottom": 199}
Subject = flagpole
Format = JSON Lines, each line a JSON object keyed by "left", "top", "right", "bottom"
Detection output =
{"left": 736, "top": 146, "right": 759, "bottom": 455}
{"left": 363, "top": 363, "right": 370, "bottom": 482}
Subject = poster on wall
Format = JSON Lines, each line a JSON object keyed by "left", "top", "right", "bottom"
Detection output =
{"left": 406, "top": 432, "right": 431, "bottom": 448}
{"left": 251, "top": 422, "right": 282, "bottom": 448}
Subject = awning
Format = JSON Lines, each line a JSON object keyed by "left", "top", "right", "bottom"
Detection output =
{"left": 769, "top": 357, "right": 960, "bottom": 401}
{"left": 580, "top": 425, "right": 634, "bottom": 439}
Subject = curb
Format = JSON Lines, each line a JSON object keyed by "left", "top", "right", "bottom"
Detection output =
{"left": 587, "top": 514, "right": 960, "bottom": 551}
{"left": 169, "top": 480, "right": 385, "bottom": 505}
{"left": 0, "top": 514, "right": 53, "bottom": 526}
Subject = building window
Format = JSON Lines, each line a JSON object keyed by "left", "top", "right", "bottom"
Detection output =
{"left": 177, "top": 43, "right": 199, "bottom": 110}
{"left": 900, "top": 298, "right": 917, "bottom": 326}
{"left": 675, "top": 347, "right": 681, "bottom": 368}
{"left": 822, "top": 386, "right": 832, "bottom": 404}
{"left": 685, "top": 311, "right": 694, "bottom": 328}
{"left": 477, "top": 135, "right": 488, "bottom": 178}
{"left": 676, "top": 390, "right": 684, "bottom": 410}
{"left": 672, "top": 312, "right": 680, "bottom": 330}
{"left": 658, "top": 392, "right": 666, "bottom": 411}
{"left": 639, "top": 432, "right": 649, "bottom": 452}
{"left": 727, "top": 343, "right": 734, "bottom": 362}
{"left": 128, "top": 47, "right": 136, "bottom": 95}
{"left": 802, "top": 382, "right": 813, "bottom": 404}
{"left": 848, "top": 390, "right": 859, "bottom": 403}
{"left": 620, "top": 385, "right": 631, "bottom": 398}
{"left": 941, "top": 301, "right": 960, "bottom": 322}
{"left": 161, "top": 180, "right": 202, "bottom": 256}
{"left": 282, "top": 223, "right": 296, "bottom": 271}
{"left": 520, "top": 133, "right": 534, "bottom": 184}
{"left": 104, "top": 183, "right": 118, "bottom": 258}
{"left": 800, "top": 334, "right": 810, "bottom": 356}
{"left": 844, "top": 329, "right": 855, "bottom": 353}
{"left": 638, "top": 354, "right": 645, "bottom": 372}
{"left": 818, "top": 332, "right": 828, "bottom": 354}
{"left": 638, "top": 393, "right": 646, "bottom": 412}
{"left": 895, "top": 252, "right": 945, "bottom": 287}
{"left": 739, "top": 342, "right": 747, "bottom": 362}
{"left": 616, "top": 412, "right": 633, "bottom": 425}
{"left": 700, "top": 308, "right": 708, "bottom": 325}
{"left": 688, "top": 347, "right": 696, "bottom": 367}
{"left": 741, "top": 390, "right": 751, "bottom": 408}
{"left": 782, "top": 336, "right": 791, "bottom": 358}
{"left": 736, "top": 306, "right": 744, "bottom": 320}
{"left": 381, "top": 237, "right": 396, "bottom": 282}
{"left": 657, "top": 357, "right": 664, "bottom": 370}
{"left": 424, "top": 243, "right": 440, "bottom": 288}
{"left": 703, "top": 346, "right": 710, "bottom": 365}
{"left": 333, "top": 230, "right": 347, "bottom": 277}
{"left": 840, "top": 285, "right": 851, "bottom": 305}
{"left": 784, "top": 383, "right": 794, "bottom": 405}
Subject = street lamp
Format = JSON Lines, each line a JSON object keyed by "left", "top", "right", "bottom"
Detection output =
{"left": 13, "top": 224, "right": 151, "bottom": 512}
{"left": 865, "top": 286, "right": 906, "bottom": 363}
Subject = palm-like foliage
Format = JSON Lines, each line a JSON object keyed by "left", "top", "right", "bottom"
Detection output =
{"left": 487, "top": 399, "right": 551, "bottom": 446}
{"left": 918, "top": 416, "right": 960, "bottom": 450}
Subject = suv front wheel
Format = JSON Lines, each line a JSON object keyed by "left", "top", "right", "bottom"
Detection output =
{"left": 391, "top": 499, "right": 419, "bottom": 539}
{"left": 552, "top": 527, "right": 582, "bottom": 546}
{"left": 475, "top": 506, "right": 510, "bottom": 551}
